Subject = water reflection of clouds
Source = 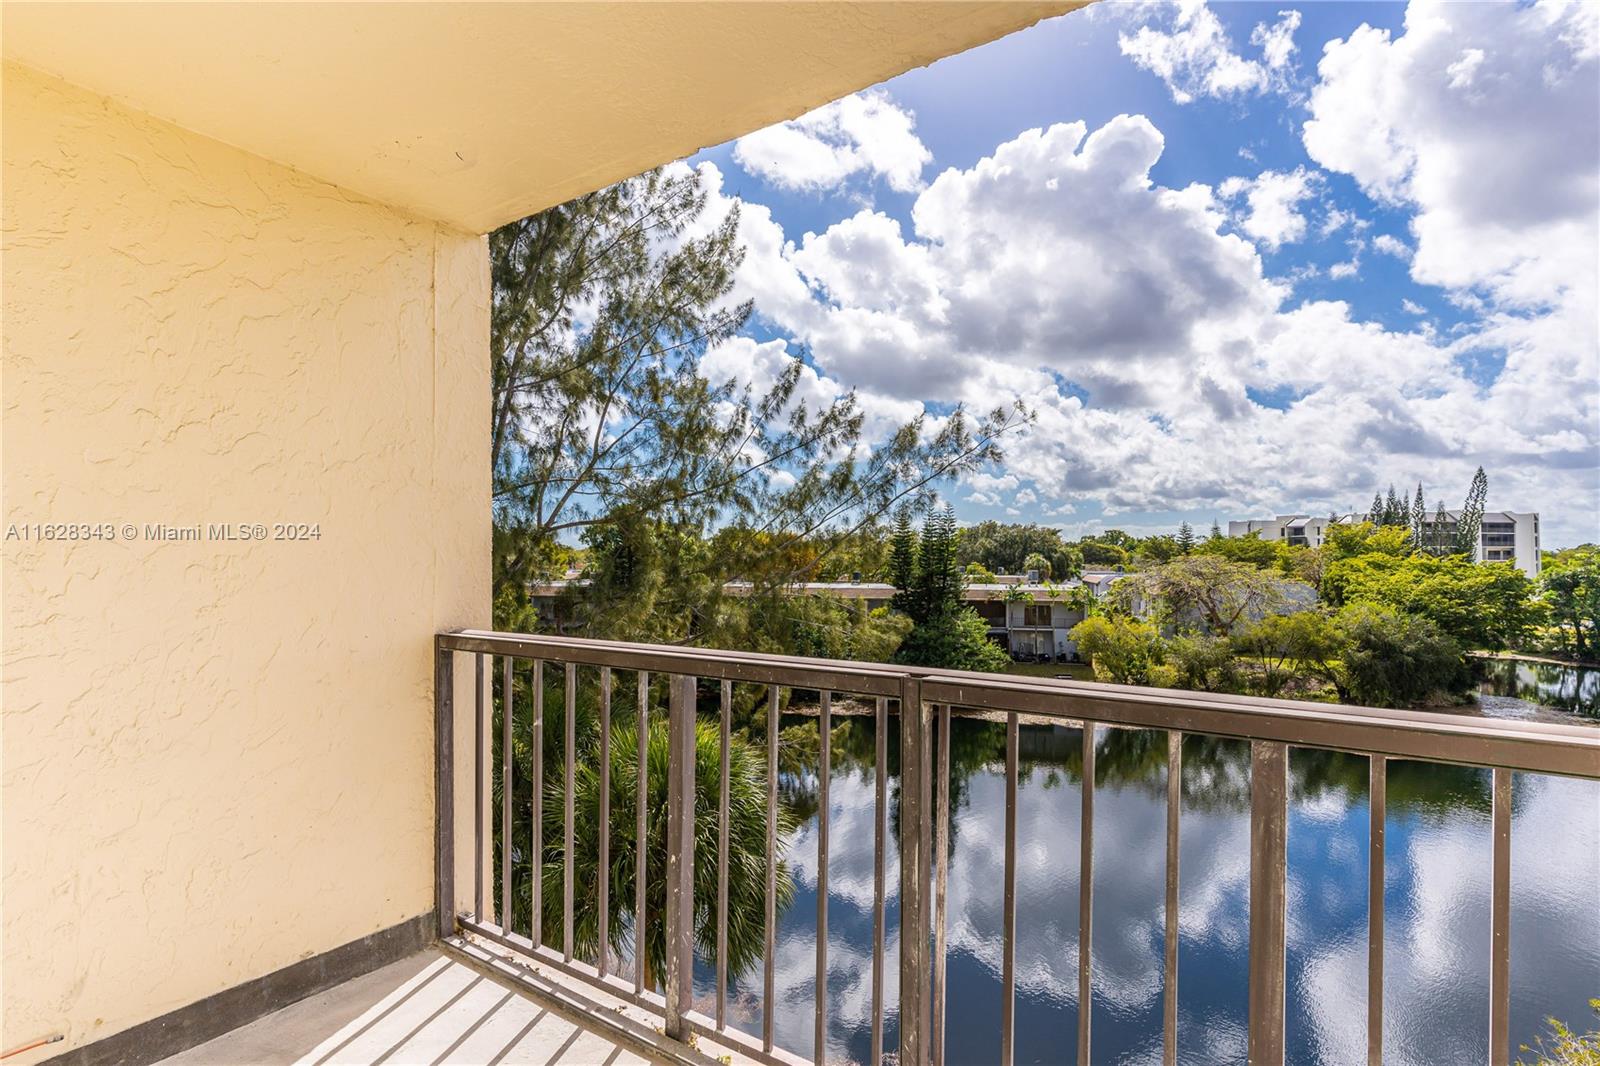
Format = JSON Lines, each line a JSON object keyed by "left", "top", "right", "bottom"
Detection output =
{"left": 790, "top": 766, "right": 899, "bottom": 907}
{"left": 1286, "top": 765, "right": 1600, "bottom": 1065}
{"left": 704, "top": 730, "right": 1599, "bottom": 1065}
{"left": 919, "top": 737, "right": 1263, "bottom": 1064}
{"left": 710, "top": 765, "right": 903, "bottom": 1062}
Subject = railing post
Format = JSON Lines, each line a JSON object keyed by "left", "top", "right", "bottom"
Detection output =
{"left": 664, "top": 674, "right": 697, "bottom": 1041}
{"left": 899, "top": 673, "right": 930, "bottom": 1066}
{"left": 475, "top": 653, "right": 487, "bottom": 921}
{"left": 1489, "top": 768, "right": 1513, "bottom": 1066}
{"left": 932, "top": 702, "right": 951, "bottom": 1066}
{"left": 1248, "top": 741, "right": 1288, "bottom": 1065}
{"left": 435, "top": 640, "right": 455, "bottom": 941}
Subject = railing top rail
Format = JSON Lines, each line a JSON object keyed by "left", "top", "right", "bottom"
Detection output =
{"left": 439, "top": 630, "right": 1600, "bottom": 779}
{"left": 443, "top": 629, "right": 911, "bottom": 695}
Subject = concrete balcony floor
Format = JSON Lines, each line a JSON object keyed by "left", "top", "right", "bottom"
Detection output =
{"left": 155, "top": 943, "right": 758, "bottom": 1066}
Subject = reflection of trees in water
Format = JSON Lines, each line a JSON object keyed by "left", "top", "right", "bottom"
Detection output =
{"left": 495, "top": 669, "right": 1508, "bottom": 989}
{"left": 1080, "top": 728, "right": 1492, "bottom": 819}
{"left": 755, "top": 707, "right": 1498, "bottom": 871}
{"left": 1292, "top": 746, "right": 1493, "bottom": 817}
{"left": 786, "top": 711, "right": 1503, "bottom": 869}
{"left": 1478, "top": 659, "right": 1600, "bottom": 718}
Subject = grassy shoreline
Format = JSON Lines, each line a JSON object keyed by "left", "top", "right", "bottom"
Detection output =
{"left": 1469, "top": 649, "right": 1600, "bottom": 670}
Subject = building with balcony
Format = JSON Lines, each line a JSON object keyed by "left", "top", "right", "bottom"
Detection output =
{"left": 1229, "top": 514, "right": 1342, "bottom": 549}
{"left": 1228, "top": 511, "right": 1543, "bottom": 579}
{"left": 528, "top": 575, "right": 1124, "bottom": 662}
{"left": 1430, "top": 511, "right": 1542, "bottom": 577}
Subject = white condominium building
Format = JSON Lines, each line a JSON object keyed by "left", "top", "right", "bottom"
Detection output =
{"left": 1227, "top": 511, "right": 1542, "bottom": 579}
{"left": 1228, "top": 514, "right": 1341, "bottom": 549}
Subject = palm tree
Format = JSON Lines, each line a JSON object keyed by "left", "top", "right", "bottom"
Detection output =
{"left": 503, "top": 688, "right": 795, "bottom": 989}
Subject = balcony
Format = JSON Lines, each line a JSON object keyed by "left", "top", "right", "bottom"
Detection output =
{"left": 417, "top": 630, "right": 1598, "bottom": 1066}
{"left": 3, "top": 8, "right": 1093, "bottom": 1062}
{"left": 5, "top": 6, "right": 1596, "bottom": 1065}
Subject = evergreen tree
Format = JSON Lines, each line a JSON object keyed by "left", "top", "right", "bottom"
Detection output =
{"left": 1411, "top": 483, "right": 1426, "bottom": 544}
{"left": 1368, "top": 491, "right": 1385, "bottom": 524}
{"left": 1382, "top": 484, "right": 1404, "bottom": 527}
{"left": 1455, "top": 466, "right": 1488, "bottom": 557}
{"left": 1429, "top": 501, "right": 1450, "bottom": 557}
{"left": 1209, "top": 519, "right": 1223, "bottom": 540}
{"left": 909, "top": 506, "right": 963, "bottom": 625}
{"left": 887, "top": 507, "right": 919, "bottom": 615}
{"left": 491, "top": 164, "right": 1028, "bottom": 632}
{"left": 1176, "top": 521, "right": 1196, "bottom": 554}
{"left": 891, "top": 507, "right": 1010, "bottom": 671}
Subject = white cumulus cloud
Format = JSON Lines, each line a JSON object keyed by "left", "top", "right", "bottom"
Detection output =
{"left": 1219, "top": 166, "right": 1320, "bottom": 249}
{"left": 1119, "top": 0, "right": 1302, "bottom": 104}
{"left": 1303, "top": 0, "right": 1599, "bottom": 310}
{"left": 1372, "top": 233, "right": 1412, "bottom": 259}
{"left": 732, "top": 90, "right": 932, "bottom": 194}
{"left": 683, "top": 17, "right": 1597, "bottom": 543}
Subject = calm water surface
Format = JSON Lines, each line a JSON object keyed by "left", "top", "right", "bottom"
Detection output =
{"left": 1478, "top": 658, "right": 1600, "bottom": 720}
{"left": 685, "top": 681, "right": 1600, "bottom": 1065}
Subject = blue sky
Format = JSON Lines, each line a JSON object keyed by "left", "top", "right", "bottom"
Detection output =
{"left": 683, "top": 1, "right": 1599, "bottom": 546}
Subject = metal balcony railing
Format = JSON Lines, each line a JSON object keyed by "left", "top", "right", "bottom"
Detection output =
{"left": 434, "top": 630, "right": 1600, "bottom": 1066}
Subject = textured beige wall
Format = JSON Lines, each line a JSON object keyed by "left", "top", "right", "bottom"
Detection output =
{"left": 0, "top": 62, "right": 490, "bottom": 1057}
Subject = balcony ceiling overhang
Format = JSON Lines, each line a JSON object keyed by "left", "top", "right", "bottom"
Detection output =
{"left": 1, "top": 1, "right": 1083, "bottom": 233}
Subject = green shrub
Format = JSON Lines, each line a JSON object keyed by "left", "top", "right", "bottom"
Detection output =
{"left": 1166, "top": 633, "right": 1240, "bottom": 692}
{"left": 1334, "top": 603, "right": 1471, "bottom": 708}
{"left": 894, "top": 607, "right": 1012, "bottom": 673}
{"left": 1235, "top": 611, "right": 1342, "bottom": 699}
{"left": 1070, "top": 615, "right": 1164, "bottom": 685}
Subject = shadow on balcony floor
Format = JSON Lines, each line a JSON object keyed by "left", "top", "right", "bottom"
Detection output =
{"left": 155, "top": 950, "right": 651, "bottom": 1066}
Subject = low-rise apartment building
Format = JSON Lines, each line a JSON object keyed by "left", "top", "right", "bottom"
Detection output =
{"left": 965, "top": 585, "right": 1086, "bottom": 660}
{"left": 1228, "top": 514, "right": 1340, "bottom": 548}
{"left": 1435, "top": 512, "right": 1541, "bottom": 577}
{"left": 1228, "top": 510, "right": 1542, "bottom": 578}
{"left": 528, "top": 571, "right": 1132, "bottom": 661}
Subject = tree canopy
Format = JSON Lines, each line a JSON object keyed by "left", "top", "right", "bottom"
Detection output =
{"left": 890, "top": 508, "right": 1010, "bottom": 671}
{"left": 954, "top": 520, "right": 1082, "bottom": 580}
{"left": 1322, "top": 551, "right": 1539, "bottom": 651}
{"left": 1540, "top": 546, "right": 1600, "bottom": 660}
{"left": 1195, "top": 529, "right": 1279, "bottom": 568}
{"left": 1117, "top": 554, "right": 1304, "bottom": 636}
{"left": 1078, "top": 539, "right": 1130, "bottom": 567}
{"left": 491, "top": 165, "right": 1027, "bottom": 642}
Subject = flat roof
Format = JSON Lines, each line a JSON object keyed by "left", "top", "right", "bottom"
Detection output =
{"left": 530, "top": 577, "right": 1102, "bottom": 601}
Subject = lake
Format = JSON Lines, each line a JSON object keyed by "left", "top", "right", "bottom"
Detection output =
{"left": 690, "top": 699, "right": 1600, "bottom": 1064}
{"left": 1478, "top": 657, "right": 1600, "bottom": 720}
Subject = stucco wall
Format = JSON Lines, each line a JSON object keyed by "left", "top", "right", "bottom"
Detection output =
{"left": 1, "top": 62, "right": 490, "bottom": 1057}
